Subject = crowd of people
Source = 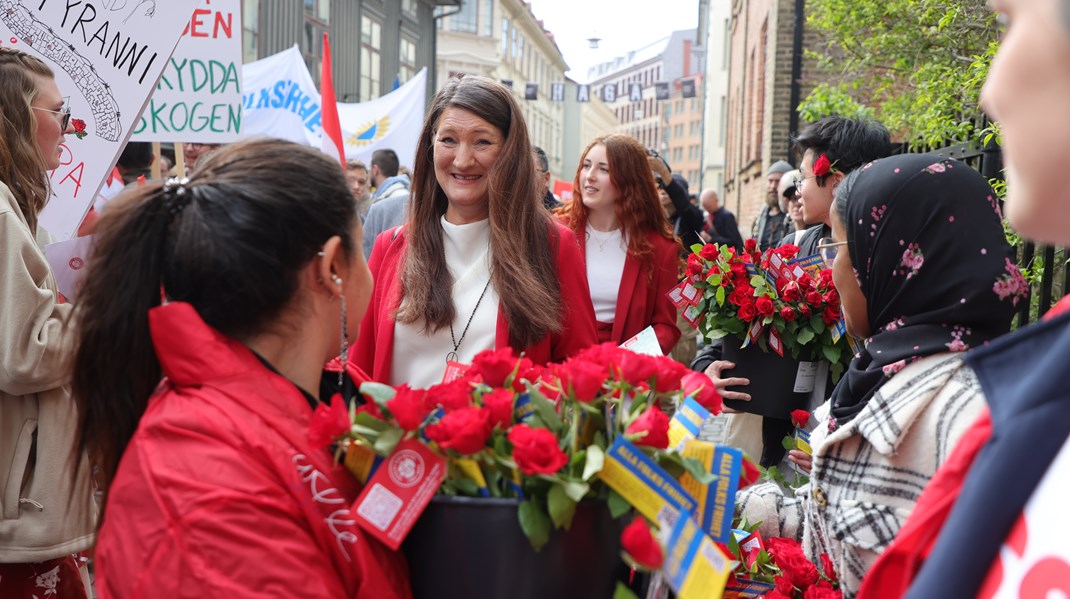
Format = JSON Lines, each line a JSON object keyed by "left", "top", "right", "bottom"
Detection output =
{"left": 1, "top": 0, "right": 1068, "bottom": 594}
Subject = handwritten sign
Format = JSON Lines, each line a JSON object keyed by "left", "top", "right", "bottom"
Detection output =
{"left": 132, "top": 0, "right": 242, "bottom": 143}
{"left": 1, "top": 0, "right": 200, "bottom": 240}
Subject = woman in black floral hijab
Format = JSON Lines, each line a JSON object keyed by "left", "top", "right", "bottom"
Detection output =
{"left": 825, "top": 153, "right": 1025, "bottom": 429}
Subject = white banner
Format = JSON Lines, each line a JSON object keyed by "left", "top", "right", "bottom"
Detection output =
{"left": 0, "top": 0, "right": 199, "bottom": 241}
{"left": 241, "top": 47, "right": 427, "bottom": 168}
{"left": 131, "top": 0, "right": 242, "bottom": 143}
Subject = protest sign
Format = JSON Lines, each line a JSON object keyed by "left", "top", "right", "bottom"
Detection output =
{"left": 1, "top": 0, "right": 199, "bottom": 240}
{"left": 131, "top": 0, "right": 242, "bottom": 143}
{"left": 241, "top": 47, "right": 426, "bottom": 169}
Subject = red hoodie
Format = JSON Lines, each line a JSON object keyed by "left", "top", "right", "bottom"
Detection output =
{"left": 96, "top": 302, "right": 411, "bottom": 599}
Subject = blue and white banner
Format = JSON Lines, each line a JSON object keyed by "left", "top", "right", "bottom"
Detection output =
{"left": 241, "top": 46, "right": 426, "bottom": 168}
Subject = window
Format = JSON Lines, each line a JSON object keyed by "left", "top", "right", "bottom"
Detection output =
{"left": 360, "top": 15, "right": 382, "bottom": 100}
{"left": 480, "top": 0, "right": 494, "bottom": 36}
{"left": 518, "top": 35, "right": 524, "bottom": 65}
{"left": 302, "top": 0, "right": 329, "bottom": 78}
{"left": 451, "top": 1, "right": 477, "bottom": 33}
{"left": 511, "top": 27, "right": 517, "bottom": 58}
{"left": 242, "top": 0, "right": 259, "bottom": 62}
{"left": 501, "top": 18, "right": 509, "bottom": 55}
{"left": 399, "top": 36, "right": 417, "bottom": 83}
{"left": 402, "top": 0, "right": 417, "bottom": 18}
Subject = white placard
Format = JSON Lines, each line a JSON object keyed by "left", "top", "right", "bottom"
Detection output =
{"left": 43, "top": 234, "right": 93, "bottom": 302}
{"left": 620, "top": 326, "right": 664, "bottom": 356}
{"left": 131, "top": 0, "right": 242, "bottom": 143}
{"left": 1, "top": 0, "right": 200, "bottom": 241}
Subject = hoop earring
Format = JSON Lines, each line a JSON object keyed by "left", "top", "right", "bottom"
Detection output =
{"left": 338, "top": 292, "right": 348, "bottom": 389}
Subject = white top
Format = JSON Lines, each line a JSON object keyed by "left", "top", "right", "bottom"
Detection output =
{"left": 585, "top": 222, "right": 627, "bottom": 323}
{"left": 391, "top": 217, "right": 500, "bottom": 388}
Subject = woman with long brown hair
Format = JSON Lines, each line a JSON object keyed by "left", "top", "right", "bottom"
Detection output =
{"left": 0, "top": 48, "right": 94, "bottom": 598}
{"left": 351, "top": 75, "right": 597, "bottom": 387}
{"left": 559, "top": 133, "right": 681, "bottom": 355}
{"left": 70, "top": 139, "right": 411, "bottom": 598}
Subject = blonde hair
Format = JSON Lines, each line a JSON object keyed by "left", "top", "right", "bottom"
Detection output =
{"left": 0, "top": 48, "right": 55, "bottom": 233}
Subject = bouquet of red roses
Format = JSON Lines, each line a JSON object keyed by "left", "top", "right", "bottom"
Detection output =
{"left": 721, "top": 526, "right": 841, "bottom": 599}
{"left": 682, "top": 239, "right": 852, "bottom": 379}
{"left": 311, "top": 344, "right": 726, "bottom": 551}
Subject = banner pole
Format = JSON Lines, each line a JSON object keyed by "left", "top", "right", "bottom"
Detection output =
{"left": 151, "top": 142, "right": 162, "bottom": 180}
{"left": 175, "top": 143, "right": 187, "bottom": 179}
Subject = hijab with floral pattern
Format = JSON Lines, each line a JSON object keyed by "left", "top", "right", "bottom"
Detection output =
{"left": 828, "top": 153, "right": 1026, "bottom": 428}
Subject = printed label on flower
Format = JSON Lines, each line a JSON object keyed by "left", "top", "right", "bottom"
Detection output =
{"left": 789, "top": 253, "right": 824, "bottom": 276}
{"left": 677, "top": 441, "right": 741, "bottom": 544}
{"left": 793, "top": 361, "right": 818, "bottom": 393}
{"left": 682, "top": 304, "right": 703, "bottom": 327}
{"left": 662, "top": 513, "right": 734, "bottom": 599}
{"left": 668, "top": 281, "right": 689, "bottom": 308}
{"left": 681, "top": 281, "right": 701, "bottom": 305}
{"left": 723, "top": 577, "right": 776, "bottom": 599}
{"left": 442, "top": 360, "right": 470, "bottom": 383}
{"left": 352, "top": 439, "right": 446, "bottom": 550}
{"left": 794, "top": 429, "right": 812, "bottom": 455}
{"left": 668, "top": 397, "right": 712, "bottom": 451}
{"left": 599, "top": 437, "right": 696, "bottom": 524}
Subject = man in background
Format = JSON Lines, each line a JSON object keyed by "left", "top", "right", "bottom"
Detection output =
{"left": 751, "top": 160, "right": 793, "bottom": 251}
{"left": 533, "top": 146, "right": 561, "bottom": 210}
{"left": 370, "top": 149, "right": 410, "bottom": 204}
{"left": 700, "top": 188, "right": 744, "bottom": 253}
{"left": 345, "top": 159, "right": 373, "bottom": 218}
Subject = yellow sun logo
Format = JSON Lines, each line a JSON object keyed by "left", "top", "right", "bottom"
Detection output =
{"left": 346, "top": 115, "right": 391, "bottom": 148}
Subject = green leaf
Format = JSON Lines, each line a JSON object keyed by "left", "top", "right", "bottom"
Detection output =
{"left": 518, "top": 500, "right": 552, "bottom": 551}
{"left": 690, "top": 243, "right": 705, "bottom": 255}
{"left": 613, "top": 582, "right": 642, "bottom": 599}
{"left": 547, "top": 484, "right": 578, "bottom": 530}
{"left": 525, "top": 383, "right": 565, "bottom": 433}
{"left": 373, "top": 427, "right": 403, "bottom": 455}
{"left": 359, "top": 381, "right": 397, "bottom": 409}
{"left": 353, "top": 411, "right": 389, "bottom": 432}
{"left": 607, "top": 488, "right": 632, "bottom": 518}
{"left": 453, "top": 478, "right": 480, "bottom": 496}
{"left": 782, "top": 435, "right": 796, "bottom": 451}
{"left": 561, "top": 480, "right": 590, "bottom": 502}
{"left": 810, "top": 316, "right": 826, "bottom": 333}
{"left": 715, "top": 286, "right": 726, "bottom": 307}
{"left": 796, "top": 328, "right": 815, "bottom": 345}
{"left": 822, "top": 344, "right": 842, "bottom": 364}
{"left": 670, "top": 453, "right": 716, "bottom": 485}
{"left": 705, "top": 328, "right": 730, "bottom": 340}
{"left": 707, "top": 273, "right": 723, "bottom": 286}
{"left": 582, "top": 444, "right": 605, "bottom": 481}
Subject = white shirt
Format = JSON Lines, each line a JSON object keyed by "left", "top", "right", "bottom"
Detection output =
{"left": 391, "top": 217, "right": 499, "bottom": 388}
{"left": 585, "top": 223, "right": 627, "bottom": 323}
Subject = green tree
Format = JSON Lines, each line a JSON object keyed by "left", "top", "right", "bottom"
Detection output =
{"left": 798, "top": 0, "right": 999, "bottom": 148}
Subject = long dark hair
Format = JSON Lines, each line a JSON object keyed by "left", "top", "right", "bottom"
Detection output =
{"left": 71, "top": 139, "right": 358, "bottom": 502}
{"left": 0, "top": 48, "right": 54, "bottom": 232}
{"left": 563, "top": 133, "right": 678, "bottom": 275}
{"left": 398, "top": 75, "right": 562, "bottom": 348}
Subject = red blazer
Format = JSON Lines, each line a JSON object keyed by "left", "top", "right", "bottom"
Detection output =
{"left": 579, "top": 229, "right": 682, "bottom": 355}
{"left": 352, "top": 222, "right": 598, "bottom": 383}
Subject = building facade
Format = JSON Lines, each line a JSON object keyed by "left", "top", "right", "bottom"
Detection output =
{"left": 242, "top": 0, "right": 444, "bottom": 104}
{"left": 700, "top": 0, "right": 731, "bottom": 198}
{"left": 435, "top": 0, "right": 570, "bottom": 180}
{"left": 562, "top": 79, "right": 620, "bottom": 188}
{"left": 722, "top": 0, "right": 819, "bottom": 235}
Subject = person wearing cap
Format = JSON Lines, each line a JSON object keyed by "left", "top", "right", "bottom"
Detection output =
{"left": 778, "top": 169, "right": 807, "bottom": 240}
{"left": 751, "top": 160, "right": 794, "bottom": 251}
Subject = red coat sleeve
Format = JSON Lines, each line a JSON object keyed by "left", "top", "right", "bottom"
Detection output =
{"left": 351, "top": 227, "right": 400, "bottom": 381}
{"left": 550, "top": 224, "right": 598, "bottom": 362}
{"left": 651, "top": 236, "right": 683, "bottom": 354}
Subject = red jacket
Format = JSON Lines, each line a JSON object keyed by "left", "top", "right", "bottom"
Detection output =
{"left": 96, "top": 302, "right": 411, "bottom": 599}
{"left": 352, "top": 223, "right": 598, "bottom": 383}
{"left": 579, "top": 229, "right": 681, "bottom": 354}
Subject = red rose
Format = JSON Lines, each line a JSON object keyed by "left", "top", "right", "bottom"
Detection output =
{"left": 822, "top": 305, "right": 840, "bottom": 326}
{"left": 308, "top": 393, "right": 350, "bottom": 449}
{"left": 806, "top": 291, "right": 824, "bottom": 305}
{"left": 799, "top": 303, "right": 812, "bottom": 317}
{"left": 651, "top": 357, "right": 687, "bottom": 393}
{"left": 803, "top": 580, "right": 842, "bottom": 599}
{"left": 768, "top": 537, "right": 820, "bottom": 589}
{"left": 776, "top": 244, "right": 801, "bottom": 260}
{"left": 615, "top": 350, "right": 658, "bottom": 387}
{"left": 71, "top": 118, "right": 88, "bottom": 139}
{"left": 681, "top": 371, "right": 723, "bottom": 414}
{"left": 730, "top": 261, "right": 747, "bottom": 277}
{"left": 425, "top": 406, "right": 492, "bottom": 454}
{"left": 744, "top": 238, "right": 758, "bottom": 254}
{"left": 482, "top": 388, "right": 516, "bottom": 429}
{"left": 699, "top": 243, "right": 719, "bottom": 261}
{"left": 507, "top": 424, "right": 568, "bottom": 475}
{"left": 812, "top": 152, "right": 832, "bottom": 177}
{"left": 823, "top": 289, "right": 840, "bottom": 305}
{"left": 470, "top": 347, "right": 519, "bottom": 388}
{"left": 818, "top": 268, "right": 834, "bottom": 287}
{"left": 756, "top": 296, "right": 775, "bottom": 316}
{"left": 513, "top": 357, "right": 538, "bottom": 392}
{"left": 781, "top": 280, "right": 801, "bottom": 302}
{"left": 620, "top": 517, "right": 664, "bottom": 569}
{"left": 739, "top": 455, "right": 761, "bottom": 490}
{"left": 626, "top": 404, "right": 670, "bottom": 449}
{"left": 426, "top": 378, "right": 473, "bottom": 411}
{"left": 765, "top": 592, "right": 792, "bottom": 599}
{"left": 559, "top": 359, "right": 607, "bottom": 402}
{"left": 387, "top": 384, "right": 430, "bottom": 431}
{"left": 780, "top": 306, "right": 797, "bottom": 321}
{"left": 791, "top": 409, "right": 810, "bottom": 429}
{"left": 354, "top": 400, "right": 384, "bottom": 420}
{"left": 819, "top": 553, "right": 838, "bottom": 583}
{"left": 687, "top": 253, "right": 705, "bottom": 275}
{"left": 738, "top": 302, "right": 758, "bottom": 322}
{"left": 774, "top": 576, "right": 795, "bottom": 595}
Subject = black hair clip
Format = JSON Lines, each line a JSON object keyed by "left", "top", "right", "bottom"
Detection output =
{"left": 162, "top": 177, "right": 192, "bottom": 216}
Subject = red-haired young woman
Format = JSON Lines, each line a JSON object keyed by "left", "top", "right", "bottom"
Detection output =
{"left": 559, "top": 134, "right": 681, "bottom": 354}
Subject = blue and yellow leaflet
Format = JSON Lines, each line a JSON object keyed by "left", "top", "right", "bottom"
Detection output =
{"left": 344, "top": 443, "right": 383, "bottom": 485}
{"left": 662, "top": 513, "right": 734, "bottom": 599}
{"left": 679, "top": 441, "right": 742, "bottom": 543}
{"left": 723, "top": 578, "right": 776, "bottom": 599}
{"left": 455, "top": 458, "right": 490, "bottom": 497}
{"left": 794, "top": 428, "right": 812, "bottom": 455}
{"left": 512, "top": 393, "right": 534, "bottom": 423}
{"left": 598, "top": 437, "right": 696, "bottom": 524}
{"left": 668, "top": 397, "right": 712, "bottom": 451}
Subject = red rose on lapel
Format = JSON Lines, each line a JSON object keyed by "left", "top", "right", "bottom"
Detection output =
{"left": 812, "top": 153, "right": 832, "bottom": 177}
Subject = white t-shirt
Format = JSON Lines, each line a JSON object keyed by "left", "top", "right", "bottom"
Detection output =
{"left": 585, "top": 222, "right": 627, "bottom": 323}
{"left": 391, "top": 217, "right": 500, "bottom": 388}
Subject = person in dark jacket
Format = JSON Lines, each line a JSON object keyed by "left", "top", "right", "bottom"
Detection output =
{"left": 700, "top": 187, "right": 744, "bottom": 253}
{"left": 649, "top": 150, "right": 704, "bottom": 251}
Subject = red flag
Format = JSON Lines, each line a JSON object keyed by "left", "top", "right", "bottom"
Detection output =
{"left": 320, "top": 32, "right": 345, "bottom": 164}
